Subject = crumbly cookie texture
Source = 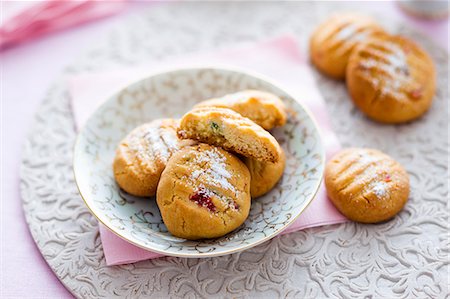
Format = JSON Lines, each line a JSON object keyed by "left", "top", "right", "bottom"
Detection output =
{"left": 346, "top": 33, "right": 436, "bottom": 123}
{"left": 156, "top": 143, "right": 251, "bottom": 240}
{"left": 245, "top": 148, "right": 286, "bottom": 198}
{"left": 310, "top": 12, "right": 384, "bottom": 79}
{"left": 325, "top": 148, "right": 410, "bottom": 223}
{"left": 194, "top": 90, "right": 287, "bottom": 130}
{"left": 178, "top": 107, "right": 282, "bottom": 163}
{"left": 113, "top": 118, "right": 195, "bottom": 197}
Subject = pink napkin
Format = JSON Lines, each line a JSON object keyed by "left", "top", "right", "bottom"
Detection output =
{"left": 0, "top": 0, "right": 128, "bottom": 50}
{"left": 70, "top": 35, "right": 348, "bottom": 265}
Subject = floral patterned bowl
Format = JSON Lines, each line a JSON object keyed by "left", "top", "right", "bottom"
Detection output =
{"left": 73, "top": 67, "right": 325, "bottom": 257}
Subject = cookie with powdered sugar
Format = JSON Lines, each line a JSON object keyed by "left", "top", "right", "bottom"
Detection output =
{"left": 346, "top": 33, "right": 436, "bottom": 123}
{"left": 325, "top": 148, "right": 410, "bottom": 223}
{"left": 156, "top": 143, "right": 251, "bottom": 240}
{"left": 113, "top": 118, "right": 195, "bottom": 197}
{"left": 194, "top": 90, "right": 287, "bottom": 198}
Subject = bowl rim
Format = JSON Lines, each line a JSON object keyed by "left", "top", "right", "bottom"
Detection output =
{"left": 73, "top": 65, "right": 326, "bottom": 258}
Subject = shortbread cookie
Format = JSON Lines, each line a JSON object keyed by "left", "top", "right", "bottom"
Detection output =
{"left": 346, "top": 33, "right": 436, "bottom": 123}
{"left": 178, "top": 107, "right": 282, "bottom": 163}
{"left": 310, "top": 13, "right": 384, "bottom": 79}
{"left": 325, "top": 148, "right": 410, "bottom": 223}
{"left": 245, "top": 148, "right": 286, "bottom": 198}
{"left": 113, "top": 118, "right": 194, "bottom": 197}
{"left": 157, "top": 144, "right": 251, "bottom": 240}
{"left": 194, "top": 90, "right": 287, "bottom": 130}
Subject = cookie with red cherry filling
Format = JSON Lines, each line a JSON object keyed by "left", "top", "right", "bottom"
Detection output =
{"left": 156, "top": 143, "right": 251, "bottom": 240}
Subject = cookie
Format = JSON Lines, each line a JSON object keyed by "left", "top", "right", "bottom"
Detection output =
{"left": 310, "top": 13, "right": 384, "bottom": 79}
{"left": 178, "top": 107, "right": 282, "bottom": 163}
{"left": 194, "top": 90, "right": 287, "bottom": 130}
{"left": 325, "top": 148, "right": 410, "bottom": 223}
{"left": 113, "top": 118, "right": 194, "bottom": 197}
{"left": 244, "top": 148, "right": 286, "bottom": 198}
{"left": 346, "top": 33, "right": 436, "bottom": 123}
{"left": 156, "top": 144, "right": 251, "bottom": 240}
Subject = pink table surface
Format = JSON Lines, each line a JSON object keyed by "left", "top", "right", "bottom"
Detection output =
{"left": 1, "top": 2, "right": 448, "bottom": 298}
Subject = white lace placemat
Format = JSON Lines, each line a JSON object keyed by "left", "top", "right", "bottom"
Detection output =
{"left": 20, "top": 2, "right": 449, "bottom": 298}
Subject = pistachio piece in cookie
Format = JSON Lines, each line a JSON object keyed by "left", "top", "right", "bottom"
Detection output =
{"left": 178, "top": 107, "right": 282, "bottom": 163}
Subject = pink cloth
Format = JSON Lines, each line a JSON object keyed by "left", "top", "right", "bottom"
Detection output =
{"left": 69, "top": 35, "right": 348, "bottom": 265}
{"left": 0, "top": 0, "right": 128, "bottom": 50}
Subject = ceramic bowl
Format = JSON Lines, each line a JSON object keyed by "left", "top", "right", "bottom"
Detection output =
{"left": 73, "top": 67, "right": 324, "bottom": 257}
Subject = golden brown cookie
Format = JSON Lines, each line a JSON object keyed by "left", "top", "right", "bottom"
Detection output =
{"left": 113, "top": 118, "right": 194, "bottom": 197}
{"left": 194, "top": 90, "right": 287, "bottom": 130}
{"left": 310, "top": 13, "right": 384, "bottom": 79}
{"left": 244, "top": 148, "right": 286, "bottom": 198}
{"left": 325, "top": 148, "right": 410, "bottom": 223}
{"left": 178, "top": 107, "right": 282, "bottom": 163}
{"left": 156, "top": 144, "right": 251, "bottom": 240}
{"left": 346, "top": 33, "right": 436, "bottom": 123}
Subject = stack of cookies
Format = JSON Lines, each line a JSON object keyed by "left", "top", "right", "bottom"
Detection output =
{"left": 310, "top": 12, "right": 436, "bottom": 124}
{"left": 113, "top": 90, "right": 288, "bottom": 240}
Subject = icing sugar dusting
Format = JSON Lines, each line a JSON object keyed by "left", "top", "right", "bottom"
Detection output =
{"left": 192, "top": 148, "right": 236, "bottom": 194}
{"left": 360, "top": 43, "right": 410, "bottom": 97}
{"left": 352, "top": 31, "right": 370, "bottom": 42}
{"left": 160, "top": 129, "right": 178, "bottom": 150}
{"left": 191, "top": 169, "right": 202, "bottom": 180}
{"left": 353, "top": 166, "right": 378, "bottom": 186}
{"left": 335, "top": 25, "right": 370, "bottom": 42}
{"left": 385, "top": 44, "right": 408, "bottom": 72}
{"left": 335, "top": 25, "right": 357, "bottom": 40}
{"left": 186, "top": 147, "right": 241, "bottom": 211}
{"left": 142, "top": 127, "right": 179, "bottom": 162}
{"left": 371, "top": 181, "right": 388, "bottom": 198}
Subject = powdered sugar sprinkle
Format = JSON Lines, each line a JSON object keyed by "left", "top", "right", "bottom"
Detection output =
{"left": 359, "top": 42, "right": 410, "bottom": 97}
{"left": 335, "top": 25, "right": 371, "bottom": 43}
{"left": 140, "top": 127, "right": 179, "bottom": 162}
{"left": 371, "top": 181, "right": 389, "bottom": 198}
{"left": 359, "top": 153, "right": 378, "bottom": 165}
{"left": 187, "top": 147, "right": 241, "bottom": 211}
{"left": 192, "top": 148, "right": 236, "bottom": 194}
{"left": 336, "top": 25, "right": 357, "bottom": 41}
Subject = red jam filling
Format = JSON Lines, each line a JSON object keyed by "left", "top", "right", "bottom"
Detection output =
{"left": 409, "top": 88, "right": 423, "bottom": 99}
{"left": 384, "top": 174, "right": 392, "bottom": 182}
{"left": 190, "top": 189, "right": 216, "bottom": 212}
